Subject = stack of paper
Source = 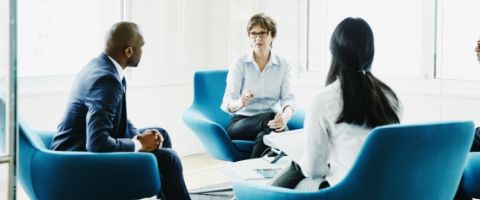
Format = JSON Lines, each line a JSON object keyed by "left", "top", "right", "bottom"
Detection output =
{"left": 263, "top": 129, "right": 305, "bottom": 164}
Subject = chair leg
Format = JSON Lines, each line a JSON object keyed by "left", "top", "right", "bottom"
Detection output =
{"left": 189, "top": 185, "right": 232, "bottom": 194}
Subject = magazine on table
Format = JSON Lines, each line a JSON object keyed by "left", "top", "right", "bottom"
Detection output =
{"left": 254, "top": 168, "right": 282, "bottom": 179}
{"left": 231, "top": 167, "right": 282, "bottom": 180}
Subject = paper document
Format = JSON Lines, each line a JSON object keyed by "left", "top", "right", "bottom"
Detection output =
{"left": 263, "top": 129, "right": 305, "bottom": 164}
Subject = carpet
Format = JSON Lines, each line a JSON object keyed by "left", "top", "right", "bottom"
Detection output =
{"left": 190, "top": 182, "right": 234, "bottom": 200}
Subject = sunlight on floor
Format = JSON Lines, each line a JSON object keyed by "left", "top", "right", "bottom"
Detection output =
{"left": 182, "top": 153, "right": 230, "bottom": 190}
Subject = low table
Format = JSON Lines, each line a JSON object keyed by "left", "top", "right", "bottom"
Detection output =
{"left": 222, "top": 155, "right": 291, "bottom": 185}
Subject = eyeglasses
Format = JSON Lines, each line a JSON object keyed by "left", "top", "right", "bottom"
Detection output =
{"left": 249, "top": 31, "right": 270, "bottom": 39}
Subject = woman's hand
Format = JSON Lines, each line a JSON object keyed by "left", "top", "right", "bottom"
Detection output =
{"left": 228, "top": 89, "right": 255, "bottom": 112}
{"left": 268, "top": 113, "right": 286, "bottom": 132}
{"left": 268, "top": 106, "right": 294, "bottom": 132}
{"left": 240, "top": 89, "right": 254, "bottom": 106}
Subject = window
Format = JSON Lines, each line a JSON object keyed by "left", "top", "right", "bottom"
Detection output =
{"left": 127, "top": 0, "right": 206, "bottom": 82}
{"left": 308, "top": 0, "right": 436, "bottom": 78}
{"left": 437, "top": 0, "right": 480, "bottom": 81}
{"left": 18, "top": 0, "right": 122, "bottom": 77}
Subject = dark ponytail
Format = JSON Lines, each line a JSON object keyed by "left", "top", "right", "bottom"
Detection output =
{"left": 326, "top": 17, "right": 400, "bottom": 128}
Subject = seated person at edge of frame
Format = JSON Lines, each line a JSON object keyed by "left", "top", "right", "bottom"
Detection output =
{"left": 49, "top": 22, "right": 191, "bottom": 200}
{"left": 271, "top": 17, "right": 402, "bottom": 189}
{"left": 220, "top": 13, "right": 296, "bottom": 158}
{"left": 453, "top": 34, "right": 480, "bottom": 200}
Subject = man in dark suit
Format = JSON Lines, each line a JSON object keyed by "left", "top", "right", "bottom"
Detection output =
{"left": 50, "top": 22, "right": 190, "bottom": 200}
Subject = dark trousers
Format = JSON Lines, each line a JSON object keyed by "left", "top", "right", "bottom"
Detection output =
{"left": 227, "top": 112, "right": 286, "bottom": 158}
{"left": 271, "top": 162, "right": 330, "bottom": 189}
{"left": 271, "top": 162, "right": 306, "bottom": 189}
{"left": 139, "top": 127, "right": 190, "bottom": 200}
{"left": 454, "top": 128, "right": 480, "bottom": 200}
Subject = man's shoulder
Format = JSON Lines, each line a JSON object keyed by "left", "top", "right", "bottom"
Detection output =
{"left": 81, "top": 55, "right": 118, "bottom": 80}
{"left": 74, "top": 55, "right": 121, "bottom": 93}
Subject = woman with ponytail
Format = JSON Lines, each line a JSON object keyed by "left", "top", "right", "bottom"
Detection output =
{"left": 272, "top": 17, "right": 401, "bottom": 189}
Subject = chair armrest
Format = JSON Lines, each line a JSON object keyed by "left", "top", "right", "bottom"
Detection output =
{"left": 30, "top": 150, "right": 160, "bottom": 200}
{"left": 287, "top": 108, "right": 305, "bottom": 130}
{"left": 233, "top": 181, "right": 326, "bottom": 200}
{"left": 183, "top": 108, "right": 240, "bottom": 161}
{"left": 463, "top": 152, "right": 480, "bottom": 198}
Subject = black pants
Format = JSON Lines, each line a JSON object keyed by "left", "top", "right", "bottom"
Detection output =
{"left": 227, "top": 112, "right": 287, "bottom": 158}
{"left": 454, "top": 128, "right": 480, "bottom": 200}
{"left": 271, "top": 162, "right": 330, "bottom": 190}
{"left": 139, "top": 127, "right": 190, "bottom": 200}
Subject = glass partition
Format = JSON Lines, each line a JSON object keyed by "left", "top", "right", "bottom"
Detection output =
{"left": 1, "top": 0, "right": 17, "bottom": 199}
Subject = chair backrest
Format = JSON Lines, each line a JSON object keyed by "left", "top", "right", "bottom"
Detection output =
{"left": 192, "top": 69, "right": 231, "bottom": 128}
{"left": 328, "top": 121, "right": 475, "bottom": 200}
{"left": 18, "top": 118, "right": 57, "bottom": 200}
{"left": 233, "top": 122, "right": 475, "bottom": 200}
{"left": 184, "top": 69, "right": 304, "bottom": 162}
{"left": 462, "top": 152, "right": 480, "bottom": 199}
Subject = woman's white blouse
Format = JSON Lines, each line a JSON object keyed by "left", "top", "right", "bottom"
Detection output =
{"left": 221, "top": 51, "right": 295, "bottom": 116}
{"left": 298, "top": 80, "right": 372, "bottom": 186}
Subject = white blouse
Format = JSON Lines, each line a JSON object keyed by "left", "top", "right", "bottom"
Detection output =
{"left": 220, "top": 51, "right": 295, "bottom": 116}
{"left": 298, "top": 80, "right": 399, "bottom": 186}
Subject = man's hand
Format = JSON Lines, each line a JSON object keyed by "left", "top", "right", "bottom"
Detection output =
{"left": 137, "top": 129, "right": 163, "bottom": 152}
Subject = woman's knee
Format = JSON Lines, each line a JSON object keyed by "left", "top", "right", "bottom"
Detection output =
{"left": 260, "top": 112, "right": 276, "bottom": 129}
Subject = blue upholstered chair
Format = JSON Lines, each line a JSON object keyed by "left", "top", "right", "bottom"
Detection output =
{"left": 233, "top": 121, "right": 475, "bottom": 200}
{"left": 462, "top": 152, "right": 480, "bottom": 199}
{"left": 18, "top": 119, "right": 161, "bottom": 200}
{"left": 182, "top": 69, "right": 305, "bottom": 162}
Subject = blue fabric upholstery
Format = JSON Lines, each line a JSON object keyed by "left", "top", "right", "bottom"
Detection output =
{"left": 182, "top": 69, "right": 304, "bottom": 162}
{"left": 233, "top": 121, "right": 475, "bottom": 200}
{"left": 18, "top": 119, "right": 161, "bottom": 200}
{"left": 462, "top": 152, "right": 480, "bottom": 199}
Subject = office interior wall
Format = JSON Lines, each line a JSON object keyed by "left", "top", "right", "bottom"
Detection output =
{"left": 17, "top": 0, "right": 480, "bottom": 156}
{"left": 18, "top": 82, "right": 480, "bottom": 156}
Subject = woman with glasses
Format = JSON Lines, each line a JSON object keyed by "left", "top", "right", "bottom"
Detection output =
{"left": 271, "top": 17, "right": 401, "bottom": 189}
{"left": 220, "top": 13, "right": 296, "bottom": 158}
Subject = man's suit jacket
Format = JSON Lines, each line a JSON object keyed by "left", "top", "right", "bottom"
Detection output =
{"left": 50, "top": 53, "right": 138, "bottom": 152}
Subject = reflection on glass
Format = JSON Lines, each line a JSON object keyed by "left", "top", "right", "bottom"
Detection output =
{"left": 0, "top": 164, "right": 8, "bottom": 199}
{"left": 0, "top": 0, "right": 8, "bottom": 156}
{"left": 0, "top": 99, "right": 5, "bottom": 155}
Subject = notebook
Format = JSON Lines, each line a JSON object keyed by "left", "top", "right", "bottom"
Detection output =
{"left": 263, "top": 129, "right": 305, "bottom": 164}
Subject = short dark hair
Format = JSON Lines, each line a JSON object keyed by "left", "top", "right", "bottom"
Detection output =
{"left": 326, "top": 17, "right": 400, "bottom": 128}
{"left": 247, "top": 13, "right": 277, "bottom": 38}
{"left": 105, "top": 22, "right": 142, "bottom": 54}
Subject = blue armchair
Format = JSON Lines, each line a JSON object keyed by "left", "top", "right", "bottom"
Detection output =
{"left": 18, "top": 119, "right": 161, "bottom": 200}
{"left": 233, "top": 121, "right": 475, "bottom": 200}
{"left": 182, "top": 69, "right": 304, "bottom": 162}
{"left": 462, "top": 152, "right": 480, "bottom": 199}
